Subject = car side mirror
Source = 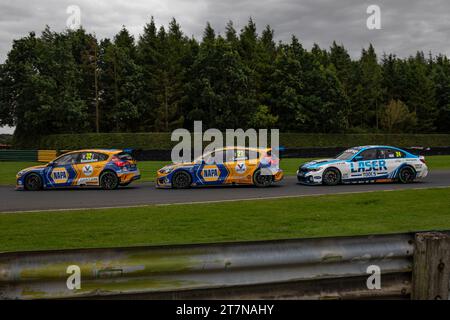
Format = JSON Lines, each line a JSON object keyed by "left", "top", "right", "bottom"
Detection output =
{"left": 47, "top": 161, "right": 55, "bottom": 167}
{"left": 353, "top": 156, "right": 363, "bottom": 161}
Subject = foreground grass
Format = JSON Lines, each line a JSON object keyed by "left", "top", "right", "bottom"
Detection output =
{"left": 1, "top": 155, "right": 449, "bottom": 185}
{"left": 0, "top": 187, "right": 449, "bottom": 252}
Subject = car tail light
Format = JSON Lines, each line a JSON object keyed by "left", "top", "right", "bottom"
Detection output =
{"left": 112, "top": 156, "right": 128, "bottom": 167}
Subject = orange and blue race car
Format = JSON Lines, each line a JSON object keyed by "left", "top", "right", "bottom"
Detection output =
{"left": 156, "top": 147, "right": 283, "bottom": 188}
{"left": 16, "top": 149, "right": 140, "bottom": 191}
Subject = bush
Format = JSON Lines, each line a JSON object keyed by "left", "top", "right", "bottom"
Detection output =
{"left": 36, "top": 132, "right": 450, "bottom": 150}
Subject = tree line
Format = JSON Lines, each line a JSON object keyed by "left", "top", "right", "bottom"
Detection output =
{"left": 0, "top": 18, "right": 449, "bottom": 146}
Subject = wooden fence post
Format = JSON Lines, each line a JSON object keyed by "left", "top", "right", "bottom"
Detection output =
{"left": 412, "top": 232, "right": 450, "bottom": 300}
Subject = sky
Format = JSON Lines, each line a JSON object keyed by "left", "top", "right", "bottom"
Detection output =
{"left": 0, "top": 0, "right": 449, "bottom": 134}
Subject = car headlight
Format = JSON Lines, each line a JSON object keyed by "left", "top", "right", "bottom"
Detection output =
{"left": 159, "top": 167, "right": 174, "bottom": 174}
{"left": 17, "top": 170, "right": 26, "bottom": 177}
{"left": 307, "top": 166, "right": 323, "bottom": 172}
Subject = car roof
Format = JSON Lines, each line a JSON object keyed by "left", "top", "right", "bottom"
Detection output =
{"left": 216, "top": 146, "right": 271, "bottom": 152}
{"left": 351, "top": 145, "right": 404, "bottom": 151}
{"left": 62, "top": 149, "right": 123, "bottom": 155}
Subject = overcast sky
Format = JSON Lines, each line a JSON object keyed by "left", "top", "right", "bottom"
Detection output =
{"left": 1, "top": 0, "right": 449, "bottom": 134}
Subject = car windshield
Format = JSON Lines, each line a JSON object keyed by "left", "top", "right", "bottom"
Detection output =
{"left": 335, "top": 149, "right": 358, "bottom": 160}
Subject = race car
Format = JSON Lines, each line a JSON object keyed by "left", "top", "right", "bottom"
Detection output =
{"left": 297, "top": 145, "right": 428, "bottom": 185}
{"left": 16, "top": 149, "right": 140, "bottom": 191}
{"left": 156, "top": 147, "right": 284, "bottom": 188}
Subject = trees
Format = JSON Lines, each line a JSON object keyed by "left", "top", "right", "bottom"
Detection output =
{"left": 0, "top": 19, "right": 449, "bottom": 139}
{"left": 381, "top": 100, "right": 417, "bottom": 133}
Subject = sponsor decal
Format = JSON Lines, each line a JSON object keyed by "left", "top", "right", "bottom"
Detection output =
{"left": 201, "top": 165, "right": 221, "bottom": 182}
{"left": 77, "top": 177, "right": 98, "bottom": 185}
{"left": 235, "top": 162, "right": 247, "bottom": 174}
{"left": 51, "top": 168, "right": 69, "bottom": 184}
{"left": 350, "top": 160, "right": 387, "bottom": 173}
{"left": 82, "top": 164, "right": 93, "bottom": 176}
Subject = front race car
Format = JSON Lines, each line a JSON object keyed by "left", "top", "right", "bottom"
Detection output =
{"left": 297, "top": 146, "right": 429, "bottom": 186}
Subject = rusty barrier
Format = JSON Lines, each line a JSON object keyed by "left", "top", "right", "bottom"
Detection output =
{"left": 1, "top": 231, "right": 449, "bottom": 300}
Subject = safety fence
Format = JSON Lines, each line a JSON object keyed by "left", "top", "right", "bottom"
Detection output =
{"left": 1, "top": 231, "right": 449, "bottom": 300}
{"left": 0, "top": 149, "right": 56, "bottom": 162}
{"left": 1, "top": 146, "right": 450, "bottom": 162}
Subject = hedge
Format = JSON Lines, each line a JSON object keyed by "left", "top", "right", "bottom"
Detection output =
{"left": 37, "top": 133, "right": 450, "bottom": 150}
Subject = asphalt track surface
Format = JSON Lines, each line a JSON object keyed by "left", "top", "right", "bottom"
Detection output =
{"left": 1, "top": 170, "right": 450, "bottom": 213}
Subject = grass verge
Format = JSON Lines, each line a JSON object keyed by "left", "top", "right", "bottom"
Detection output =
{"left": 0, "top": 187, "right": 449, "bottom": 252}
{"left": 1, "top": 155, "right": 449, "bottom": 185}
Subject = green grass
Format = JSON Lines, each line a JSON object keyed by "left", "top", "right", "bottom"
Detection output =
{"left": 0, "top": 187, "right": 449, "bottom": 252}
{"left": 1, "top": 155, "right": 449, "bottom": 185}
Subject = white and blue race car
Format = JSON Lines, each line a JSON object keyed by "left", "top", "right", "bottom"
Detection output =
{"left": 297, "top": 145, "right": 428, "bottom": 185}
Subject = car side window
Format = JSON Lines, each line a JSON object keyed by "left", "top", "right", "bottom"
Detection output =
{"left": 234, "top": 149, "right": 248, "bottom": 161}
{"left": 205, "top": 151, "right": 225, "bottom": 164}
{"left": 79, "top": 152, "right": 106, "bottom": 163}
{"left": 54, "top": 153, "right": 79, "bottom": 165}
{"left": 246, "top": 150, "right": 259, "bottom": 160}
{"left": 378, "top": 148, "right": 405, "bottom": 159}
{"left": 358, "top": 148, "right": 377, "bottom": 161}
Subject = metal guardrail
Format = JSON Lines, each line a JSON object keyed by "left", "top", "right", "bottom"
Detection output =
{"left": 37, "top": 150, "right": 57, "bottom": 162}
{"left": 0, "top": 233, "right": 420, "bottom": 300}
{"left": 0, "top": 149, "right": 37, "bottom": 161}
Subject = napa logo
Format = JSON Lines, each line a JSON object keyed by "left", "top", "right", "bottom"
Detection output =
{"left": 51, "top": 168, "right": 69, "bottom": 183}
{"left": 201, "top": 165, "right": 221, "bottom": 182}
{"left": 350, "top": 160, "right": 387, "bottom": 173}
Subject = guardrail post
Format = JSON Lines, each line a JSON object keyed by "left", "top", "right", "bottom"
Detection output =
{"left": 411, "top": 232, "right": 450, "bottom": 300}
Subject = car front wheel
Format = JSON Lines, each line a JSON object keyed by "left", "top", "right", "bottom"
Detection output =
{"left": 322, "top": 168, "right": 341, "bottom": 186}
{"left": 24, "top": 173, "right": 43, "bottom": 191}
{"left": 172, "top": 171, "right": 192, "bottom": 189}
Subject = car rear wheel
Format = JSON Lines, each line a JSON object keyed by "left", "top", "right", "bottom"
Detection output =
{"left": 100, "top": 171, "right": 119, "bottom": 190}
{"left": 253, "top": 169, "right": 273, "bottom": 187}
{"left": 322, "top": 168, "right": 341, "bottom": 186}
{"left": 398, "top": 166, "right": 416, "bottom": 184}
{"left": 172, "top": 171, "right": 192, "bottom": 189}
{"left": 24, "top": 173, "right": 43, "bottom": 191}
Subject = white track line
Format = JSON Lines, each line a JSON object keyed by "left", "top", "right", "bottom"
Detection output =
{"left": 1, "top": 185, "right": 448, "bottom": 214}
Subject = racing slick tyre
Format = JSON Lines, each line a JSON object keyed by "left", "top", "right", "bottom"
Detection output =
{"left": 172, "top": 171, "right": 192, "bottom": 189}
{"left": 24, "top": 173, "right": 43, "bottom": 191}
{"left": 253, "top": 169, "right": 273, "bottom": 187}
{"left": 322, "top": 168, "right": 341, "bottom": 186}
{"left": 398, "top": 166, "right": 416, "bottom": 184}
{"left": 100, "top": 171, "right": 119, "bottom": 190}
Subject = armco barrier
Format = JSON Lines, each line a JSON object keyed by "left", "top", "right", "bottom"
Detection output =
{"left": 37, "top": 150, "right": 57, "bottom": 163}
{"left": 1, "top": 231, "right": 449, "bottom": 300}
{"left": 0, "top": 150, "right": 37, "bottom": 161}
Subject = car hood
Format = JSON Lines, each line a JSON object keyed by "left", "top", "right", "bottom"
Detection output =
{"left": 18, "top": 165, "right": 47, "bottom": 175}
{"left": 160, "top": 162, "right": 195, "bottom": 171}
{"left": 302, "top": 158, "right": 342, "bottom": 169}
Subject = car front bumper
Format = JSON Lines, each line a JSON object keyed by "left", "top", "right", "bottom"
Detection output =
{"left": 297, "top": 170, "right": 322, "bottom": 185}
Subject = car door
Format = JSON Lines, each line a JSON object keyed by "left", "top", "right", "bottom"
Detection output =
{"left": 377, "top": 148, "right": 405, "bottom": 179}
{"left": 73, "top": 152, "right": 109, "bottom": 186}
{"left": 224, "top": 148, "right": 254, "bottom": 183}
{"left": 349, "top": 148, "right": 379, "bottom": 180}
{"left": 197, "top": 150, "right": 228, "bottom": 185}
{"left": 45, "top": 153, "right": 80, "bottom": 187}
